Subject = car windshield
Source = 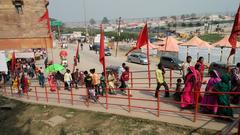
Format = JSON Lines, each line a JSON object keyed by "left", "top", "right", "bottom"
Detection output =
{"left": 139, "top": 55, "right": 146, "bottom": 58}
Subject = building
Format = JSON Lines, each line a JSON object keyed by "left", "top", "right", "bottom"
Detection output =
{"left": 0, "top": 0, "right": 52, "bottom": 50}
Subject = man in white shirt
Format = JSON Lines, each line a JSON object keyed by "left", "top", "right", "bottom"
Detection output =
{"left": 64, "top": 69, "right": 72, "bottom": 90}
{"left": 182, "top": 56, "right": 192, "bottom": 79}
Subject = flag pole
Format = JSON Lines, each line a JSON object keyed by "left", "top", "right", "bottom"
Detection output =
{"left": 147, "top": 39, "right": 151, "bottom": 88}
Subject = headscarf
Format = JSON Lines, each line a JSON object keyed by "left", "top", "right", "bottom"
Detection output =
{"left": 214, "top": 74, "right": 230, "bottom": 92}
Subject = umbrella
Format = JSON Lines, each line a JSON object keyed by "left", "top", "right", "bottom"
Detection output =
{"left": 59, "top": 50, "right": 68, "bottom": 57}
{"left": 45, "top": 64, "right": 65, "bottom": 73}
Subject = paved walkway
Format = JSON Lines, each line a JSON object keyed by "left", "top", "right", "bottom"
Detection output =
{"left": 0, "top": 85, "right": 238, "bottom": 133}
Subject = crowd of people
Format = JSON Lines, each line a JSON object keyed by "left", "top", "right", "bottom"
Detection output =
{"left": 1, "top": 53, "right": 239, "bottom": 118}
{"left": 159, "top": 55, "right": 240, "bottom": 118}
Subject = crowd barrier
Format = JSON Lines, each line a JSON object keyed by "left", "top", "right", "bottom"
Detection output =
{"left": 1, "top": 84, "right": 239, "bottom": 134}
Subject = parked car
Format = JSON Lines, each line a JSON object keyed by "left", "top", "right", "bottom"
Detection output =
{"left": 105, "top": 48, "right": 111, "bottom": 56}
{"left": 127, "top": 53, "right": 148, "bottom": 65}
{"left": 160, "top": 56, "right": 183, "bottom": 70}
{"left": 92, "top": 44, "right": 100, "bottom": 51}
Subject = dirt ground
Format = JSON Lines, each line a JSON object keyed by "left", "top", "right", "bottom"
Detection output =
{"left": 0, "top": 96, "right": 219, "bottom": 135}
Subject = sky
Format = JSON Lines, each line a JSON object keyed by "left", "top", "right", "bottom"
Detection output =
{"left": 48, "top": 0, "right": 239, "bottom": 22}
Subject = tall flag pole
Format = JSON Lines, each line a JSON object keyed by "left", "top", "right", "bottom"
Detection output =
{"left": 99, "top": 24, "right": 108, "bottom": 109}
{"left": 11, "top": 52, "right": 16, "bottom": 75}
{"left": 228, "top": 5, "right": 240, "bottom": 63}
{"left": 125, "top": 23, "right": 150, "bottom": 87}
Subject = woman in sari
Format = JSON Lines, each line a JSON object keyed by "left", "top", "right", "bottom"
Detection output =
{"left": 181, "top": 66, "right": 197, "bottom": 108}
{"left": 195, "top": 57, "right": 205, "bottom": 82}
{"left": 201, "top": 70, "right": 221, "bottom": 114}
{"left": 213, "top": 74, "right": 233, "bottom": 117}
{"left": 194, "top": 64, "right": 203, "bottom": 102}
{"left": 48, "top": 74, "right": 57, "bottom": 92}
{"left": 12, "top": 75, "right": 19, "bottom": 94}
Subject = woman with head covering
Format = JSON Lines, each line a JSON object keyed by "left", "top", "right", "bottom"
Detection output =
{"left": 181, "top": 66, "right": 197, "bottom": 108}
{"left": 201, "top": 70, "right": 221, "bottom": 114}
{"left": 213, "top": 74, "right": 233, "bottom": 117}
{"left": 194, "top": 64, "right": 203, "bottom": 102}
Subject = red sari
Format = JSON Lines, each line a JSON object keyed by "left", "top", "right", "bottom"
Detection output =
{"left": 194, "top": 70, "right": 203, "bottom": 102}
{"left": 48, "top": 75, "right": 57, "bottom": 92}
{"left": 23, "top": 77, "right": 29, "bottom": 93}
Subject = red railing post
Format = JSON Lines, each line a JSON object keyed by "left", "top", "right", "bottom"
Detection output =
{"left": 194, "top": 91, "right": 199, "bottom": 122}
{"left": 26, "top": 88, "right": 29, "bottom": 99}
{"left": 170, "top": 68, "right": 173, "bottom": 88}
{"left": 70, "top": 88, "right": 74, "bottom": 105}
{"left": 3, "top": 84, "right": 7, "bottom": 95}
{"left": 157, "top": 91, "right": 160, "bottom": 117}
{"left": 34, "top": 86, "right": 38, "bottom": 101}
{"left": 130, "top": 72, "right": 133, "bottom": 88}
{"left": 238, "top": 117, "right": 240, "bottom": 135}
{"left": 45, "top": 86, "right": 48, "bottom": 103}
{"left": 106, "top": 87, "right": 109, "bottom": 111}
{"left": 128, "top": 88, "right": 131, "bottom": 112}
{"left": 57, "top": 89, "right": 60, "bottom": 104}
{"left": 86, "top": 88, "right": 89, "bottom": 107}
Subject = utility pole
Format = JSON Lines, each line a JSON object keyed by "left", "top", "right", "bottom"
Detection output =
{"left": 83, "top": 0, "right": 88, "bottom": 38}
{"left": 115, "top": 17, "right": 121, "bottom": 57}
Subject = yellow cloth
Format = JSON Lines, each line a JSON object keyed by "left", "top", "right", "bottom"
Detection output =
{"left": 156, "top": 69, "right": 164, "bottom": 84}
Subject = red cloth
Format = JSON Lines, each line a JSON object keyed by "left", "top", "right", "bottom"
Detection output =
{"left": 39, "top": 9, "right": 51, "bottom": 34}
{"left": 23, "top": 77, "right": 29, "bottom": 93}
{"left": 121, "top": 71, "right": 129, "bottom": 81}
{"left": 99, "top": 25, "right": 105, "bottom": 65}
{"left": 11, "top": 52, "right": 16, "bottom": 73}
{"left": 228, "top": 6, "right": 240, "bottom": 58}
{"left": 126, "top": 23, "right": 148, "bottom": 55}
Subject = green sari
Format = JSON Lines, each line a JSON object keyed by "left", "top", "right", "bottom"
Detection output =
{"left": 214, "top": 74, "right": 233, "bottom": 117}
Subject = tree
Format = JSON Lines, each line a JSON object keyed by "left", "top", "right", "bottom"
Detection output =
{"left": 170, "top": 16, "right": 177, "bottom": 20}
{"left": 180, "top": 14, "right": 185, "bottom": 20}
{"left": 102, "top": 17, "right": 109, "bottom": 24}
{"left": 181, "top": 23, "right": 186, "bottom": 27}
{"left": 89, "top": 18, "right": 96, "bottom": 25}
{"left": 190, "top": 13, "right": 197, "bottom": 18}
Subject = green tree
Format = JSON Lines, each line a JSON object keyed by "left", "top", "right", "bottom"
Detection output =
{"left": 102, "top": 17, "right": 109, "bottom": 24}
{"left": 89, "top": 18, "right": 96, "bottom": 25}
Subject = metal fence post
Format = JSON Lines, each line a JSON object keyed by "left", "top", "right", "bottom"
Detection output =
{"left": 45, "top": 86, "right": 48, "bottom": 102}
{"left": 34, "top": 86, "right": 38, "bottom": 101}
{"left": 194, "top": 91, "right": 199, "bottom": 122}
{"left": 128, "top": 88, "right": 131, "bottom": 112}
{"left": 130, "top": 72, "right": 133, "bottom": 88}
{"left": 157, "top": 91, "right": 160, "bottom": 117}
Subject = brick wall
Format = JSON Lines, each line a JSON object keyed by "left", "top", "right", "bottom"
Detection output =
{"left": 0, "top": 0, "right": 49, "bottom": 39}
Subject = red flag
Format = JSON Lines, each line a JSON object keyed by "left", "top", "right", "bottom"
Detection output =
{"left": 11, "top": 52, "right": 16, "bottom": 73}
{"left": 126, "top": 23, "right": 148, "bottom": 55}
{"left": 39, "top": 9, "right": 51, "bottom": 34}
{"left": 99, "top": 25, "right": 105, "bottom": 65}
{"left": 228, "top": 5, "right": 240, "bottom": 60}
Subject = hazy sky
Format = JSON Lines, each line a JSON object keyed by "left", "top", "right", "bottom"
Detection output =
{"left": 48, "top": 0, "right": 239, "bottom": 22}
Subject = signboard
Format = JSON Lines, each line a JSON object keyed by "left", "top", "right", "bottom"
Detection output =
{"left": 0, "top": 52, "right": 8, "bottom": 72}
{"left": 15, "top": 52, "right": 34, "bottom": 58}
{"left": 51, "top": 20, "right": 63, "bottom": 27}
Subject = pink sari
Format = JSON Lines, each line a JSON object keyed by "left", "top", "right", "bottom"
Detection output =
{"left": 181, "top": 66, "right": 197, "bottom": 108}
{"left": 201, "top": 70, "right": 221, "bottom": 113}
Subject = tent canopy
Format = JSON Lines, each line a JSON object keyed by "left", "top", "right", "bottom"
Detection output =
{"left": 180, "top": 36, "right": 213, "bottom": 49}
{"left": 153, "top": 36, "right": 180, "bottom": 52}
{"left": 141, "top": 42, "right": 159, "bottom": 49}
{"left": 212, "top": 35, "right": 233, "bottom": 48}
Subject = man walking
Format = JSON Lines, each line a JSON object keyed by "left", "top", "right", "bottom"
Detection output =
{"left": 155, "top": 63, "right": 170, "bottom": 98}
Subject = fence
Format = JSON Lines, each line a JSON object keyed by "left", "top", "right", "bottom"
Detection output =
{"left": 1, "top": 84, "right": 239, "bottom": 134}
